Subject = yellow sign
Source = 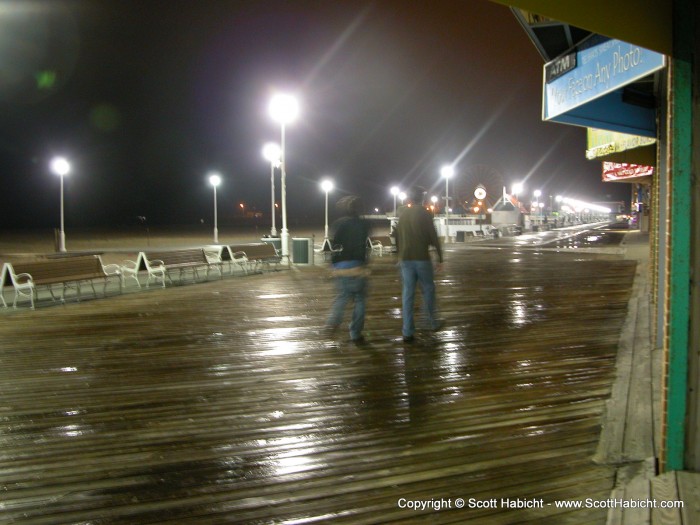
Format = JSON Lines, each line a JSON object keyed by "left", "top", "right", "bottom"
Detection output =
{"left": 586, "top": 129, "right": 655, "bottom": 159}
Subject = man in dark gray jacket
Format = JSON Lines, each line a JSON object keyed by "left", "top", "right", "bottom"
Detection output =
{"left": 395, "top": 187, "right": 443, "bottom": 342}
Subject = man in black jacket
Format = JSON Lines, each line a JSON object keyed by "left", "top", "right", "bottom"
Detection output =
{"left": 325, "top": 196, "right": 370, "bottom": 344}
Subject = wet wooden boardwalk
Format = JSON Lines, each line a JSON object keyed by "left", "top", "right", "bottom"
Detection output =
{"left": 0, "top": 238, "right": 638, "bottom": 523}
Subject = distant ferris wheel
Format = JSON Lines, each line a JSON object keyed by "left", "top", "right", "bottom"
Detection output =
{"left": 454, "top": 164, "right": 504, "bottom": 211}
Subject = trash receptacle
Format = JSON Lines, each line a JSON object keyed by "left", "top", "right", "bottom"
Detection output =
{"left": 292, "top": 237, "right": 314, "bottom": 265}
{"left": 456, "top": 231, "right": 465, "bottom": 242}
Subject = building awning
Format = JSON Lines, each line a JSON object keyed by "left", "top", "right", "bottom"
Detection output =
{"left": 489, "top": 0, "right": 671, "bottom": 56}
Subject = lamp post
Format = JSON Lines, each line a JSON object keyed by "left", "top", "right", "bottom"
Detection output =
{"left": 440, "top": 165, "right": 454, "bottom": 243}
{"left": 320, "top": 178, "right": 334, "bottom": 251}
{"left": 390, "top": 186, "right": 400, "bottom": 216}
{"left": 533, "top": 189, "right": 542, "bottom": 216}
{"left": 50, "top": 156, "right": 70, "bottom": 252}
{"left": 262, "top": 142, "right": 281, "bottom": 237}
{"left": 208, "top": 173, "right": 221, "bottom": 243}
{"left": 512, "top": 182, "right": 524, "bottom": 203}
{"left": 269, "top": 93, "right": 299, "bottom": 262}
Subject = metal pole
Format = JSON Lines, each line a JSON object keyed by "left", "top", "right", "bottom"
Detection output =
{"left": 270, "top": 161, "right": 277, "bottom": 236}
{"left": 213, "top": 185, "right": 218, "bottom": 244}
{"left": 59, "top": 175, "right": 66, "bottom": 252}
{"left": 324, "top": 190, "right": 329, "bottom": 240}
{"left": 444, "top": 177, "right": 449, "bottom": 243}
{"left": 280, "top": 123, "right": 289, "bottom": 260}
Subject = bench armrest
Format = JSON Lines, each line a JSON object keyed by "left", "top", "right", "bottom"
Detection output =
{"left": 103, "top": 264, "right": 122, "bottom": 276}
{"left": 121, "top": 259, "right": 139, "bottom": 271}
{"left": 13, "top": 272, "right": 34, "bottom": 285}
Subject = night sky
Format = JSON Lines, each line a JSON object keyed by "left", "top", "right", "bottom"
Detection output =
{"left": 0, "top": 0, "right": 629, "bottom": 230}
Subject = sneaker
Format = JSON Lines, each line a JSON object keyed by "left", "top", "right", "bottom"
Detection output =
{"left": 351, "top": 335, "right": 366, "bottom": 346}
{"left": 431, "top": 319, "right": 445, "bottom": 332}
{"left": 402, "top": 335, "right": 415, "bottom": 343}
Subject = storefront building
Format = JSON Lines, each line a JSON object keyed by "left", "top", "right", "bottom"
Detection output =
{"left": 491, "top": 0, "right": 698, "bottom": 473}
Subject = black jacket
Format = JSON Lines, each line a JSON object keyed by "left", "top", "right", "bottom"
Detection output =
{"left": 330, "top": 216, "right": 370, "bottom": 264}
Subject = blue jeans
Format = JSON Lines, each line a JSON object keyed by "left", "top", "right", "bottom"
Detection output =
{"left": 327, "top": 276, "right": 367, "bottom": 340}
{"left": 400, "top": 260, "right": 437, "bottom": 337}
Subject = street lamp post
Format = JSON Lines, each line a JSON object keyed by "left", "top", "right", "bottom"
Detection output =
{"left": 209, "top": 173, "right": 221, "bottom": 243}
{"left": 320, "top": 178, "right": 334, "bottom": 251}
{"left": 440, "top": 165, "right": 454, "bottom": 243}
{"left": 533, "top": 189, "right": 542, "bottom": 217}
{"left": 50, "top": 157, "right": 70, "bottom": 252}
{"left": 512, "top": 182, "right": 524, "bottom": 203}
{"left": 269, "top": 93, "right": 299, "bottom": 262}
{"left": 390, "top": 186, "right": 400, "bottom": 216}
{"left": 262, "top": 142, "right": 281, "bottom": 237}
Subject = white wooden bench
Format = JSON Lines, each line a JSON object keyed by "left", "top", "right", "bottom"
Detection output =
{"left": 1, "top": 255, "right": 121, "bottom": 309}
{"left": 203, "top": 245, "right": 248, "bottom": 275}
{"left": 228, "top": 243, "right": 281, "bottom": 273}
{"left": 121, "top": 248, "right": 221, "bottom": 288}
{"left": 367, "top": 236, "right": 395, "bottom": 257}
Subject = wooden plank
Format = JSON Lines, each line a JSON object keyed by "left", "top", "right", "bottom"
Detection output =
{"left": 677, "top": 471, "right": 700, "bottom": 525}
{"left": 651, "top": 471, "right": 682, "bottom": 525}
{"left": 623, "top": 295, "right": 655, "bottom": 460}
{"left": 622, "top": 475, "right": 651, "bottom": 524}
{"left": 594, "top": 292, "right": 637, "bottom": 464}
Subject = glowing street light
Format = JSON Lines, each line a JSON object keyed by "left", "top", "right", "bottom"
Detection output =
{"left": 320, "top": 178, "right": 334, "bottom": 251}
{"left": 399, "top": 191, "right": 406, "bottom": 206}
{"left": 50, "top": 156, "right": 70, "bottom": 252}
{"left": 208, "top": 173, "right": 222, "bottom": 243}
{"left": 440, "top": 165, "right": 455, "bottom": 243}
{"left": 512, "top": 182, "right": 524, "bottom": 202}
{"left": 533, "top": 189, "right": 542, "bottom": 215}
{"left": 268, "top": 92, "right": 299, "bottom": 261}
{"left": 262, "top": 142, "right": 281, "bottom": 237}
{"left": 390, "top": 186, "right": 400, "bottom": 216}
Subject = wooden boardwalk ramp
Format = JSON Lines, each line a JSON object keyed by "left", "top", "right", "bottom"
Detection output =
{"left": 0, "top": 243, "right": 639, "bottom": 523}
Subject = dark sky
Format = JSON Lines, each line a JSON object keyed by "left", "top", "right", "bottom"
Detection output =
{"left": 0, "top": 0, "right": 628, "bottom": 230}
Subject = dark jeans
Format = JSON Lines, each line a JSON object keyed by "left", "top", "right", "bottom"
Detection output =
{"left": 327, "top": 276, "right": 367, "bottom": 340}
{"left": 400, "top": 260, "right": 438, "bottom": 337}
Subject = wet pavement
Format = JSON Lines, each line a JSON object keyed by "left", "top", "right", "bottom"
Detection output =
{"left": 0, "top": 224, "right": 639, "bottom": 523}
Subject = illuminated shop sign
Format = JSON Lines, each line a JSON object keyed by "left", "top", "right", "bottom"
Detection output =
{"left": 543, "top": 37, "right": 665, "bottom": 136}
{"left": 586, "top": 129, "right": 656, "bottom": 159}
{"left": 602, "top": 162, "right": 654, "bottom": 182}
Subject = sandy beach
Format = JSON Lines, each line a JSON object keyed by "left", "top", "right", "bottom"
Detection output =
{"left": 0, "top": 225, "right": 330, "bottom": 265}
{"left": 0, "top": 217, "right": 396, "bottom": 265}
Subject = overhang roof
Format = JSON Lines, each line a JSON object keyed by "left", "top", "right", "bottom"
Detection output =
{"left": 489, "top": 0, "right": 671, "bottom": 56}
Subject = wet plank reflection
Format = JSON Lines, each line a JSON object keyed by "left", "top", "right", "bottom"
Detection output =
{"left": 0, "top": 243, "right": 636, "bottom": 523}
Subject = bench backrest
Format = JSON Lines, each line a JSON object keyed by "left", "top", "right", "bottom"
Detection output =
{"left": 370, "top": 236, "right": 394, "bottom": 246}
{"left": 228, "top": 243, "right": 279, "bottom": 260}
{"left": 142, "top": 249, "right": 207, "bottom": 268}
{"left": 204, "top": 245, "right": 231, "bottom": 261}
{"left": 6, "top": 256, "right": 106, "bottom": 285}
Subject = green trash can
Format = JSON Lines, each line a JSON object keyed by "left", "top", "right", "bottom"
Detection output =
{"left": 292, "top": 237, "right": 313, "bottom": 265}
